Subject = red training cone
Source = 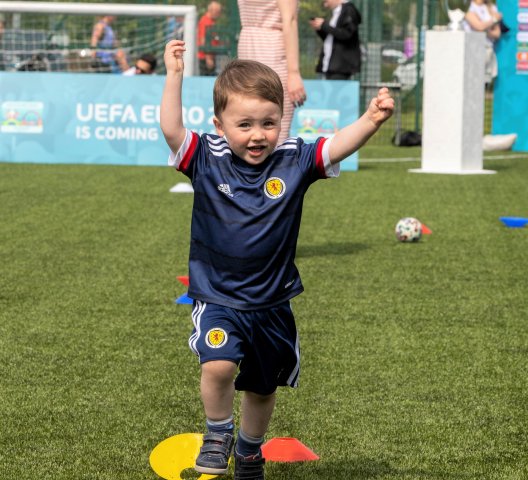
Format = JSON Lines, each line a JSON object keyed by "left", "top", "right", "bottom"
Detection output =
{"left": 421, "top": 224, "right": 432, "bottom": 234}
{"left": 261, "top": 437, "right": 319, "bottom": 462}
{"left": 177, "top": 276, "right": 190, "bottom": 287}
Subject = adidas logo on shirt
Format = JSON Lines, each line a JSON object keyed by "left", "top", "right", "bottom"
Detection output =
{"left": 217, "top": 184, "right": 234, "bottom": 197}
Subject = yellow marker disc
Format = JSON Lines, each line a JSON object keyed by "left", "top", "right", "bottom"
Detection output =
{"left": 149, "top": 433, "right": 220, "bottom": 480}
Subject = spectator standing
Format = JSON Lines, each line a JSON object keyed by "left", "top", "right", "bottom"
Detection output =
{"left": 309, "top": 0, "right": 362, "bottom": 80}
{"left": 197, "top": 1, "right": 223, "bottom": 76}
{"left": 463, "top": 0, "right": 503, "bottom": 84}
{"left": 122, "top": 53, "right": 158, "bottom": 76}
{"left": 0, "top": 14, "right": 5, "bottom": 71}
{"left": 237, "top": 0, "right": 307, "bottom": 143}
{"left": 166, "top": 16, "right": 185, "bottom": 42}
{"left": 90, "top": 15, "right": 127, "bottom": 73}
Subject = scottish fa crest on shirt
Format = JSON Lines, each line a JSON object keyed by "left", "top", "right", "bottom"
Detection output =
{"left": 264, "top": 177, "right": 286, "bottom": 199}
{"left": 205, "top": 328, "right": 228, "bottom": 348}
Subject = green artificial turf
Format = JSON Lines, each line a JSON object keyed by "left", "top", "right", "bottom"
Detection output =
{"left": 1, "top": 154, "right": 527, "bottom": 479}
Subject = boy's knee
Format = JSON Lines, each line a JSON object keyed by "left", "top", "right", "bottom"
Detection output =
{"left": 244, "top": 390, "right": 276, "bottom": 404}
{"left": 201, "top": 359, "right": 237, "bottom": 384}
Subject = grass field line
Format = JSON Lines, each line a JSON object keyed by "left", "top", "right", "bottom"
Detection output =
{"left": 360, "top": 153, "right": 527, "bottom": 163}
{"left": 360, "top": 157, "right": 419, "bottom": 163}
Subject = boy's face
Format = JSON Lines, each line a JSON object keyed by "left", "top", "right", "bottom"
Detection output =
{"left": 213, "top": 93, "right": 282, "bottom": 165}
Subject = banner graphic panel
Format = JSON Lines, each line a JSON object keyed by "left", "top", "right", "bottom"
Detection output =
{"left": 0, "top": 73, "right": 359, "bottom": 169}
{"left": 494, "top": 0, "right": 528, "bottom": 151}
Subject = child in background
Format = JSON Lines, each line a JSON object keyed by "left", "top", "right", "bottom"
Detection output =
{"left": 160, "top": 39, "right": 394, "bottom": 480}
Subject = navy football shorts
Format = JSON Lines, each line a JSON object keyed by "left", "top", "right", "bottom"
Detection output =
{"left": 188, "top": 300, "right": 300, "bottom": 395}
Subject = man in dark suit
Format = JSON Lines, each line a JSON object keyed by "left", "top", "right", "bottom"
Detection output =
{"left": 309, "top": 0, "right": 362, "bottom": 80}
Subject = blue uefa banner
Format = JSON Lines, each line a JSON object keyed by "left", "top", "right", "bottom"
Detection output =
{"left": 0, "top": 73, "right": 359, "bottom": 169}
{"left": 494, "top": 0, "right": 528, "bottom": 151}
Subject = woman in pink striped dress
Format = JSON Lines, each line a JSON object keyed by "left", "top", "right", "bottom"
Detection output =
{"left": 237, "top": 0, "right": 306, "bottom": 143}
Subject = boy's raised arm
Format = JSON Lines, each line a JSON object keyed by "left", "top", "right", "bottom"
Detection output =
{"left": 328, "top": 87, "right": 395, "bottom": 165}
{"left": 160, "top": 40, "right": 187, "bottom": 154}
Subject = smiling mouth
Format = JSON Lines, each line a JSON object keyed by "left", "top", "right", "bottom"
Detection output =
{"left": 247, "top": 145, "right": 266, "bottom": 154}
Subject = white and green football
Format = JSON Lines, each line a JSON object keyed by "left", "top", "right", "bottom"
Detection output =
{"left": 395, "top": 217, "right": 422, "bottom": 242}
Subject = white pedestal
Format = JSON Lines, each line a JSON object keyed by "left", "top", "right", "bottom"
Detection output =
{"left": 410, "top": 31, "right": 496, "bottom": 175}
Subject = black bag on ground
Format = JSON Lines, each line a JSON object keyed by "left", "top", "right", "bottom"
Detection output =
{"left": 392, "top": 130, "right": 422, "bottom": 147}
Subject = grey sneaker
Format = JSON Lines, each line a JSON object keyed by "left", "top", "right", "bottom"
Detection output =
{"left": 234, "top": 452, "right": 265, "bottom": 480}
{"left": 195, "top": 432, "right": 234, "bottom": 475}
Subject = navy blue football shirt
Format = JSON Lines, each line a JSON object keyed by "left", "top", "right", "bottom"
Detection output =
{"left": 169, "top": 130, "right": 340, "bottom": 310}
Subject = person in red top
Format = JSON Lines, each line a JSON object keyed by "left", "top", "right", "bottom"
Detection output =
{"left": 197, "top": 1, "right": 223, "bottom": 76}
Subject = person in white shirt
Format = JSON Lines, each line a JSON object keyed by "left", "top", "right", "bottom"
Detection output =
{"left": 463, "top": 0, "right": 503, "bottom": 83}
{"left": 309, "top": 0, "right": 362, "bottom": 80}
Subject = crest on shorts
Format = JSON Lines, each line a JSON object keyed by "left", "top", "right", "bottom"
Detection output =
{"left": 205, "top": 328, "right": 228, "bottom": 348}
{"left": 264, "top": 177, "right": 286, "bottom": 199}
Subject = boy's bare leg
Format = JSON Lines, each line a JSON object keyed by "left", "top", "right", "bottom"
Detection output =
{"left": 240, "top": 391, "right": 276, "bottom": 438}
{"left": 232, "top": 391, "right": 274, "bottom": 478}
{"left": 200, "top": 360, "right": 237, "bottom": 419}
{"left": 195, "top": 360, "right": 237, "bottom": 475}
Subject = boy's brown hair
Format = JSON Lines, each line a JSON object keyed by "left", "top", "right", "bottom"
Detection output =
{"left": 213, "top": 59, "right": 284, "bottom": 117}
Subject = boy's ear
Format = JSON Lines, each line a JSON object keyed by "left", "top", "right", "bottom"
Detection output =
{"left": 213, "top": 116, "right": 224, "bottom": 136}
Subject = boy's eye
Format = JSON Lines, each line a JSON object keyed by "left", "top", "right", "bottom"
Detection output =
{"left": 238, "top": 122, "right": 250, "bottom": 128}
{"left": 263, "top": 120, "right": 279, "bottom": 129}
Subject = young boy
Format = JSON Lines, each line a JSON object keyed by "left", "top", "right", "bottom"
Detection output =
{"left": 160, "top": 40, "right": 394, "bottom": 480}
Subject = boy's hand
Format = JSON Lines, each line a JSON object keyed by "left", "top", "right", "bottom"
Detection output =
{"left": 367, "top": 87, "right": 394, "bottom": 127}
{"left": 164, "top": 40, "right": 186, "bottom": 74}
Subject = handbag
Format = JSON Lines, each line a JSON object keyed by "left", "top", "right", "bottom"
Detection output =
{"left": 499, "top": 19, "right": 510, "bottom": 34}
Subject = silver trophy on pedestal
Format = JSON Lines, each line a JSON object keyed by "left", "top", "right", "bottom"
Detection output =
{"left": 444, "top": 0, "right": 470, "bottom": 31}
